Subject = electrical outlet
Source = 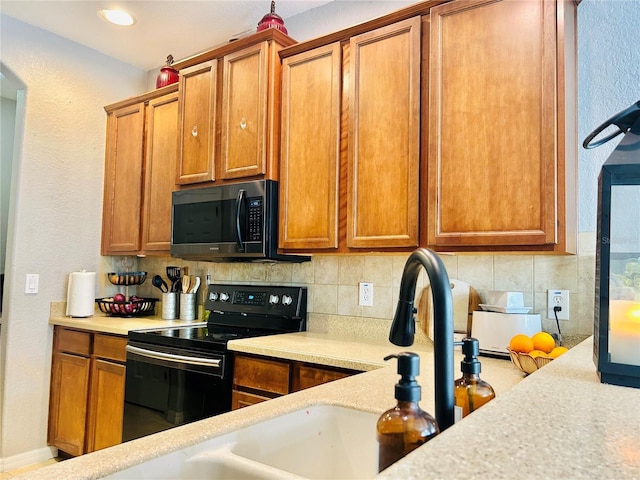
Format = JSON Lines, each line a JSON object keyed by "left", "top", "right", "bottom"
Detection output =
{"left": 547, "top": 289, "right": 569, "bottom": 320}
{"left": 359, "top": 282, "right": 373, "bottom": 307}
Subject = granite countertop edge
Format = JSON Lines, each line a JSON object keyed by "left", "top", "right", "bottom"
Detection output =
{"left": 35, "top": 316, "right": 638, "bottom": 480}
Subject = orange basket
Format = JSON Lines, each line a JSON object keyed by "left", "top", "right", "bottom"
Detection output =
{"left": 507, "top": 348, "right": 554, "bottom": 375}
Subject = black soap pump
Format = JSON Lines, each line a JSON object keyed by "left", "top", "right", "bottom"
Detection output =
{"left": 377, "top": 352, "right": 439, "bottom": 473}
{"left": 454, "top": 337, "right": 495, "bottom": 419}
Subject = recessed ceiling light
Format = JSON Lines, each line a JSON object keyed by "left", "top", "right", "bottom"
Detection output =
{"left": 97, "top": 9, "right": 136, "bottom": 27}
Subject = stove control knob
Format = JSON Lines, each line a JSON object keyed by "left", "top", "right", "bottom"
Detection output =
{"left": 220, "top": 292, "right": 230, "bottom": 302}
{"left": 209, "top": 292, "right": 219, "bottom": 301}
{"left": 282, "top": 295, "right": 293, "bottom": 306}
{"left": 269, "top": 294, "right": 280, "bottom": 305}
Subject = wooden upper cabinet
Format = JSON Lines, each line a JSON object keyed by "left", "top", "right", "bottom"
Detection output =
{"left": 427, "top": 0, "right": 577, "bottom": 252}
{"left": 279, "top": 42, "right": 341, "bottom": 249}
{"left": 141, "top": 91, "right": 179, "bottom": 253}
{"left": 102, "top": 86, "right": 179, "bottom": 256}
{"left": 174, "top": 30, "right": 294, "bottom": 185}
{"left": 221, "top": 41, "right": 269, "bottom": 179}
{"left": 347, "top": 16, "right": 421, "bottom": 249}
{"left": 177, "top": 60, "right": 217, "bottom": 184}
{"left": 101, "top": 102, "right": 145, "bottom": 254}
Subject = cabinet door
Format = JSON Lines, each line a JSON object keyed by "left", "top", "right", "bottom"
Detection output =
{"left": 141, "top": 91, "right": 179, "bottom": 253}
{"left": 279, "top": 42, "right": 341, "bottom": 249}
{"left": 220, "top": 42, "right": 268, "bottom": 179}
{"left": 177, "top": 60, "right": 217, "bottom": 184}
{"left": 347, "top": 17, "right": 421, "bottom": 248}
{"left": 101, "top": 103, "right": 144, "bottom": 255}
{"left": 48, "top": 352, "right": 91, "bottom": 456}
{"left": 85, "top": 358, "right": 126, "bottom": 453}
{"left": 428, "top": 0, "right": 558, "bottom": 248}
{"left": 231, "top": 390, "right": 271, "bottom": 410}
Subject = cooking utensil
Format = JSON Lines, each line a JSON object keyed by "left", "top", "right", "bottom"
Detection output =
{"left": 166, "top": 266, "right": 181, "bottom": 292}
{"left": 182, "top": 275, "right": 191, "bottom": 294}
{"left": 190, "top": 276, "right": 201, "bottom": 294}
{"left": 152, "top": 275, "right": 168, "bottom": 293}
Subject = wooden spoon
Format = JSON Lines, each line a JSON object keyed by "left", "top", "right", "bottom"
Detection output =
{"left": 190, "top": 276, "right": 201, "bottom": 294}
{"left": 182, "top": 275, "right": 191, "bottom": 294}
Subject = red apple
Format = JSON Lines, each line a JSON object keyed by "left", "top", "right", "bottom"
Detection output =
{"left": 113, "top": 293, "right": 126, "bottom": 303}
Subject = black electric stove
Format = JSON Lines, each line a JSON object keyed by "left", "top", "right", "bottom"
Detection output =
{"left": 128, "top": 283, "right": 307, "bottom": 352}
{"left": 122, "top": 284, "right": 307, "bottom": 442}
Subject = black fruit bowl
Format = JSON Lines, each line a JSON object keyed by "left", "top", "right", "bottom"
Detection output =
{"left": 95, "top": 297, "right": 158, "bottom": 317}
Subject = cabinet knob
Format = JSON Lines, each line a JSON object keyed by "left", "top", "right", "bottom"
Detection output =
{"left": 240, "top": 117, "right": 247, "bottom": 130}
{"left": 191, "top": 125, "right": 198, "bottom": 137}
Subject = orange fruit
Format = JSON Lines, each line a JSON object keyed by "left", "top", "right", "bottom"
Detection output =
{"left": 549, "top": 346, "right": 568, "bottom": 358}
{"left": 529, "top": 349, "right": 548, "bottom": 358}
{"left": 509, "top": 334, "right": 534, "bottom": 353}
{"left": 532, "top": 331, "right": 556, "bottom": 354}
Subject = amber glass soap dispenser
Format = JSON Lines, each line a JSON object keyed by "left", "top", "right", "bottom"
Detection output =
{"left": 377, "top": 352, "right": 439, "bottom": 473}
{"left": 454, "top": 337, "right": 495, "bottom": 419}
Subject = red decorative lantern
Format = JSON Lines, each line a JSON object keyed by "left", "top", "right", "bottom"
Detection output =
{"left": 156, "top": 55, "right": 179, "bottom": 89}
{"left": 257, "top": 1, "right": 287, "bottom": 34}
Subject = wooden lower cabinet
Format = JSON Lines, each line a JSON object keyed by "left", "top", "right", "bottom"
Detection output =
{"left": 48, "top": 351, "right": 91, "bottom": 456}
{"left": 231, "top": 353, "right": 359, "bottom": 410}
{"left": 48, "top": 327, "right": 127, "bottom": 456}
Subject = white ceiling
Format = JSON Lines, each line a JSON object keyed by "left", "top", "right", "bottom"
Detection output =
{"left": 0, "top": 0, "right": 334, "bottom": 71}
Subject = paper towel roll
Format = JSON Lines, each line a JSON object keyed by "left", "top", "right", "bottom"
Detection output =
{"left": 66, "top": 270, "right": 96, "bottom": 317}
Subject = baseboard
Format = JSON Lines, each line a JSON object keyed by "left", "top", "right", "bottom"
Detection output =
{"left": 0, "top": 446, "right": 58, "bottom": 472}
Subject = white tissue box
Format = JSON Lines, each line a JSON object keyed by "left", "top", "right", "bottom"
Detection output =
{"left": 485, "top": 291, "right": 524, "bottom": 308}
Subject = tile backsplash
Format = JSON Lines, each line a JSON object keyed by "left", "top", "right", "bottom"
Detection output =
{"left": 127, "top": 232, "right": 596, "bottom": 338}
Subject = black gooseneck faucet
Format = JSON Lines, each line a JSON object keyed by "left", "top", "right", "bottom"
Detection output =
{"left": 389, "top": 248, "right": 455, "bottom": 431}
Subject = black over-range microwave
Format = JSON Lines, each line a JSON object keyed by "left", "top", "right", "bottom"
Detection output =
{"left": 171, "top": 180, "right": 309, "bottom": 263}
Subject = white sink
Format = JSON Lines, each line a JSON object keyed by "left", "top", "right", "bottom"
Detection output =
{"left": 106, "top": 405, "right": 379, "bottom": 479}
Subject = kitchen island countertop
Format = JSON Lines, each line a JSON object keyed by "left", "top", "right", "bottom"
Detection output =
{"left": 16, "top": 323, "right": 640, "bottom": 479}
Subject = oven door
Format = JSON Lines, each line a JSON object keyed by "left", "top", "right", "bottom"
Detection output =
{"left": 123, "top": 341, "right": 232, "bottom": 442}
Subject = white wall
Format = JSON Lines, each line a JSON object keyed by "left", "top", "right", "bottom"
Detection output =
{"left": 576, "top": 0, "right": 640, "bottom": 232}
{"left": 0, "top": 14, "right": 146, "bottom": 466}
{"left": 0, "top": 96, "right": 16, "bottom": 275}
{"left": 1, "top": 0, "right": 639, "bottom": 469}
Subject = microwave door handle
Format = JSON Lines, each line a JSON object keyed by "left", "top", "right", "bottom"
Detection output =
{"left": 235, "top": 188, "right": 246, "bottom": 251}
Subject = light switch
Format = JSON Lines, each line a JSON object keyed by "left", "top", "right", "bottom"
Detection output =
{"left": 25, "top": 273, "right": 39, "bottom": 294}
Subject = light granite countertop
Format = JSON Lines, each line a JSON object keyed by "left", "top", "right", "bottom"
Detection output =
{"left": 48, "top": 308, "right": 205, "bottom": 335}
{"left": 35, "top": 315, "right": 639, "bottom": 479}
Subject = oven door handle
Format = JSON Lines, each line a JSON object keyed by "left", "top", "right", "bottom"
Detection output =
{"left": 126, "top": 345, "right": 221, "bottom": 368}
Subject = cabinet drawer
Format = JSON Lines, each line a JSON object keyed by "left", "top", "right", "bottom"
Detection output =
{"left": 233, "top": 355, "right": 290, "bottom": 395}
{"left": 56, "top": 328, "right": 91, "bottom": 356}
{"left": 93, "top": 334, "right": 127, "bottom": 363}
{"left": 293, "top": 364, "right": 354, "bottom": 392}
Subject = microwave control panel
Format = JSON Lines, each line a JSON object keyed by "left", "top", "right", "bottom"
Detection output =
{"left": 247, "top": 198, "right": 263, "bottom": 241}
